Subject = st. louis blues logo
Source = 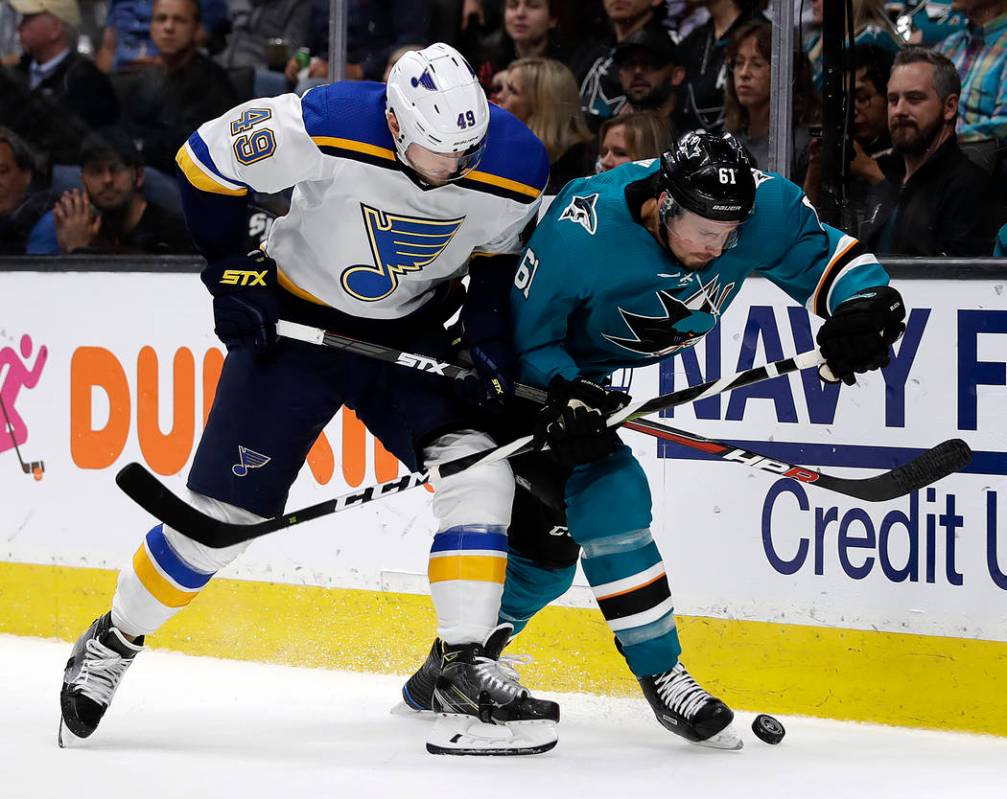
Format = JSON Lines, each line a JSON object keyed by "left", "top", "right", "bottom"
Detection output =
{"left": 341, "top": 204, "right": 464, "bottom": 302}
{"left": 604, "top": 274, "right": 735, "bottom": 356}
{"left": 410, "top": 68, "right": 437, "bottom": 90}
{"left": 232, "top": 445, "right": 271, "bottom": 477}
{"left": 559, "top": 193, "right": 599, "bottom": 235}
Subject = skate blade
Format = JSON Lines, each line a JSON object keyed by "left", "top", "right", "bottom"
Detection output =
{"left": 693, "top": 723, "right": 744, "bottom": 751}
{"left": 58, "top": 717, "right": 86, "bottom": 749}
{"left": 426, "top": 714, "right": 558, "bottom": 756}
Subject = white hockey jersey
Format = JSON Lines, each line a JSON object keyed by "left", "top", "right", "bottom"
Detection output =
{"left": 176, "top": 81, "right": 550, "bottom": 319}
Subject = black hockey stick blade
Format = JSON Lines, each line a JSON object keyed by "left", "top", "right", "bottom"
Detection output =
{"left": 812, "top": 437, "right": 972, "bottom": 502}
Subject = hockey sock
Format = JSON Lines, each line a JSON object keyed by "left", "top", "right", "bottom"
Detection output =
{"left": 428, "top": 525, "right": 508, "bottom": 644}
{"left": 580, "top": 530, "right": 682, "bottom": 677}
{"left": 498, "top": 551, "right": 577, "bottom": 636}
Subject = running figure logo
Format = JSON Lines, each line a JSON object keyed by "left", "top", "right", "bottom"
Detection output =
{"left": 0, "top": 334, "right": 47, "bottom": 479}
{"left": 341, "top": 204, "right": 464, "bottom": 302}
{"left": 232, "top": 446, "right": 271, "bottom": 477}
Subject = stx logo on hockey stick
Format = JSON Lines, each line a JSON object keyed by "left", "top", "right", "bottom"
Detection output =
{"left": 723, "top": 448, "right": 820, "bottom": 483}
{"left": 220, "top": 269, "right": 268, "bottom": 287}
{"left": 395, "top": 352, "right": 449, "bottom": 376}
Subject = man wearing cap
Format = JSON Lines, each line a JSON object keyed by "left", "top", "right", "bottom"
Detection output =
{"left": 614, "top": 28, "right": 686, "bottom": 132}
{"left": 0, "top": 0, "right": 119, "bottom": 164}
{"left": 26, "top": 129, "right": 191, "bottom": 254}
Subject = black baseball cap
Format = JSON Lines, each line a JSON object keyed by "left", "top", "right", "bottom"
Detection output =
{"left": 613, "top": 29, "right": 681, "bottom": 67}
{"left": 79, "top": 129, "right": 144, "bottom": 168}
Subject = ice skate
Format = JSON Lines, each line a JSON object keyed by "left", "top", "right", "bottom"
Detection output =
{"left": 58, "top": 612, "right": 144, "bottom": 747}
{"left": 425, "top": 624, "right": 559, "bottom": 755}
{"left": 638, "top": 661, "right": 742, "bottom": 750}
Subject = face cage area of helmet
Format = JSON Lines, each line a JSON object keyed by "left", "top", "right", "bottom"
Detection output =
{"left": 660, "top": 196, "right": 745, "bottom": 252}
{"left": 401, "top": 138, "right": 487, "bottom": 184}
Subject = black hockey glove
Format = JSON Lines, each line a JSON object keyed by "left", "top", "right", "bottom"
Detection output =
{"left": 202, "top": 250, "right": 280, "bottom": 354}
{"left": 816, "top": 285, "right": 905, "bottom": 386}
{"left": 534, "top": 377, "right": 631, "bottom": 467}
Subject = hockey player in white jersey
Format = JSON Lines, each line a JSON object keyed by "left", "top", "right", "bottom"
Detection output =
{"left": 58, "top": 43, "right": 559, "bottom": 755}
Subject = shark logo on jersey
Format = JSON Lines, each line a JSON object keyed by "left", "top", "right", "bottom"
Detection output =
{"left": 604, "top": 274, "right": 735, "bottom": 356}
{"left": 559, "top": 193, "right": 599, "bottom": 235}
{"left": 341, "top": 205, "right": 465, "bottom": 302}
{"left": 232, "top": 446, "right": 271, "bottom": 477}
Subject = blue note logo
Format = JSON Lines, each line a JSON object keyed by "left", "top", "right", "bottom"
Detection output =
{"left": 341, "top": 204, "right": 465, "bottom": 302}
{"left": 232, "top": 446, "right": 271, "bottom": 477}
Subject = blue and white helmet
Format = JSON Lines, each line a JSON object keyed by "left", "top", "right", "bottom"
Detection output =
{"left": 385, "top": 42, "right": 489, "bottom": 179}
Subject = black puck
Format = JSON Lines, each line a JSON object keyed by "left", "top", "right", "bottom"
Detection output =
{"left": 751, "top": 714, "right": 785, "bottom": 744}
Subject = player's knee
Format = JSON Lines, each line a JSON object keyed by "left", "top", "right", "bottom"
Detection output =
{"left": 565, "top": 446, "right": 652, "bottom": 544}
{"left": 425, "top": 429, "right": 514, "bottom": 528}
{"left": 161, "top": 489, "right": 261, "bottom": 572}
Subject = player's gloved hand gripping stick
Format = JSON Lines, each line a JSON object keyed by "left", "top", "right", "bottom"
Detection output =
{"left": 116, "top": 327, "right": 971, "bottom": 549}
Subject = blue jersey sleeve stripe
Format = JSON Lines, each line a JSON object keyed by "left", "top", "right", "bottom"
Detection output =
{"left": 475, "top": 107, "right": 550, "bottom": 194}
{"left": 177, "top": 134, "right": 249, "bottom": 195}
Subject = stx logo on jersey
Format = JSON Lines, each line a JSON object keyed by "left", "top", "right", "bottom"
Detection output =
{"left": 232, "top": 445, "right": 271, "bottom": 477}
{"left": 220, "top": 269, "right": 268, "bottom": 287}
{"left": 559, "top": 193, "right": 599, "bottom": 235}
{"left": 395, "top": 352, "right": 449, "bottom": 375}
{"left": 604, "top": 274, "right": 735, "bottom": 356}
{"left": 341, "top": 205, "right": 464, "bottom": 302}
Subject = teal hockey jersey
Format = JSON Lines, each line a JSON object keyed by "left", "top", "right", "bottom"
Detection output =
{"left": 511, "top": 159, "right": 891, "bottom": 387}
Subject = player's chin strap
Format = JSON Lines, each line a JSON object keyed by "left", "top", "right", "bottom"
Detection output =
{"left": 114, "top": 335, "right": 836, "bottom": 549}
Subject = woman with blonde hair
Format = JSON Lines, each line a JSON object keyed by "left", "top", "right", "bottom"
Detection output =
{"left": 498, "top": 56, "right": 593, "bottom": 193}
{"left": 596, "top": 111, "right": 673, "bottom": 172}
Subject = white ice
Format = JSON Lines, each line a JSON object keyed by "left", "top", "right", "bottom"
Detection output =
{"left": 2, "top": 634, "right": 1004, "bottom": 799}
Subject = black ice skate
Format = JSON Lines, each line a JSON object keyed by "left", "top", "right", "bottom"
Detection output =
{"left": 425, "top": 624, "right": 559, "bottom": 755}
{"left": 400, "top": 637, "right": 442, "bottom": 712}
{"left": 639, "top": 661, "right": 742, "bottom": 750}
{"left": 59, "top": 612, "right": 144, "bottom": 747}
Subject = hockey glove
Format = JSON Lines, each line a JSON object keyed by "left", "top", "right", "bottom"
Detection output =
{"left": 459, "top": 338, "right": 517, "bottom": 409}
{"left": 816, "top": 285, "right": 905, "bottom": 386}
{"left": 534, "top": 377, "right": 631, "bottom": 467}
{"left": 203, "top": 250, "right": 280, "bottom": 354}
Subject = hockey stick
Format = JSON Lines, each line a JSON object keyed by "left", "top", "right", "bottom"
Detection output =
{"left": 115, "top": 348, "right": 825, "bottom": 548}
{"left": 277, "top": 321, "right": 973, "bottom": 503}
{"left": 0, "top": 394, "right": 45, "bottom": 480}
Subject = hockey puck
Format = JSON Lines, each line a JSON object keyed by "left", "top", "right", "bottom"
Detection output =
{"left": 751, "top": 714, "right": 785, "bottom": 744}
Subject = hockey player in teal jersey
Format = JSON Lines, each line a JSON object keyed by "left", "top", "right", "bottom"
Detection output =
{"left": 508, "top": 132, "right": 905, "bottom": 748}
{"left": 404, "top": 131, "right": 905, "bottom": 749}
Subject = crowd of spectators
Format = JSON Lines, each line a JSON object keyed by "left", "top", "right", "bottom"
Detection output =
{"left": 0, "top": 0, "right": 1006, "bottom": 257}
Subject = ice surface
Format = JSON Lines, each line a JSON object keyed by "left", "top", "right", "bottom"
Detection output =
{"left": 2, "top": 635, "right": 1003, "bottom": 799}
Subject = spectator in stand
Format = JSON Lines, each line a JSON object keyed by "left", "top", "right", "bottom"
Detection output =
{"left": 724, "top": 20, "right": 818, "bottom": 180}
{"left": 935, "top": 0, "right": 1007, "bottom": 142}
{"left": 804, "top": 44, "right": 895, "bottom": 238}
{"left": 595, "top": 109, "right": 673, "bottom": 171}
{"left": 901, "top": 0, "right": 966, "bottom": 46}
{"left": 1, "top": 2, "right": 21, "bottom": 65}
{"left": 572, "top": 0, "right": 667, "bottom": 124}
{"left": 676, "top": 0, "right": 752, "bottom": 134}
{"left": 498, "top": 56, "right": 594, "bottom": 193}
{"left": 116, "top": 0, "right": 236, "bottom": 176}
{"left": 94, "top": 0, "right": 229, "bottom": 72}
{"left": 215, "top": 0, "right": 311, "bottom": 97}
{"left": 612, "top": 27, "right": 684, "bottom": 132}
{"left": 805, "top": 0, "right": 902, "bottom": 90}
{"left": 995, "top": 222, "right": 1007, "bottom": 254}
{"left": 863, "top": 47, "right": 1001, "bottom": 256}
{"left": 27, "top": 129, "right": 192, "bottom": 254}
{"left": 0, "top": 0, "right": 119, "bottom": 165}
{"left": 382, "top": 43, "right": 425, "bottom": 81}
{"left": 0, "top": 126, "right": 50, "bottom": 254}
{"left": 283, "top": 0, "right": 430, "bottom": 93}
{"left": 465, "top": 0, "right": 567, "bottom": 91}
